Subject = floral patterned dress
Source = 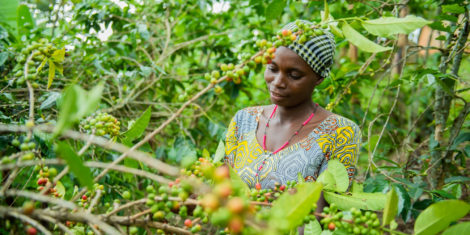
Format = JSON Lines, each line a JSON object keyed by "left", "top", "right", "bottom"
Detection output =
{"left": 224, "top": 106, "right": 361, "bottom": 189}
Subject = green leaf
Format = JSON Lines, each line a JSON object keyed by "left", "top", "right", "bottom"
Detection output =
{"left": 54, "top": 86, "right": 78, "bottom": 135}
{"left": 320, "top": 231, "right": 333, "bottom": 235}
{"left": 70, "top": 226, "right": 86, "bottom": 235}
{"left": 352, "top": 192, "right": 387, "bottom": 210}
{"left": 168, "top": 139, "right": 196, "bottom": 164}
{"left": 442, "top": 4, "right": 465, "bottom": 14}
{"left": 180, "top": 155, "right": 197, "bottom": 169}
{"left": 75, "top": 83, "right": 104, "bottom": 120}
{"left": 55, "top": 181, "right": 66, "bottom": 199}
{"left": 327, "top": 159, "right": 349, "bottom": 192}
{"left": 442, "top": 183, "right": 462, "bottom": 199}
{"left": 304, "top": 219, "right": 322, "bottom": 235}
{"left": 342, "top": 23, "right": 392, "bottom": 53}
{"left": 54, "top": 84, "right": 103, "bottom": 135}
{"left": 445, "top": 176, "right": 470, "bottom": 184}
{"left": 55, "top": 63, "right": 63, "bottom": 75}
{"left": 0, "top": 52, "right": 8, "bottom": 66}
{"left": 269, "top": 182, "right": 323, "bottom": 232}
{"left": 202, "top": 148, "right": 210, "bottom": 159}
{"left": 36, "top": 58, "right": 47, "bottom": 74}
{"left": 414, "top": 200, "right": 470, "bottom": 235}
{"left": 47, "top": 59, "right": 56, "bottom": 89}
{"left": 442, "top": 222, "right": 470, "bottom": 235}
{"left": 324, "top": 191, "right": 365, "bottom": 210}
{"left": 323, "top": 191, "right": 386, "bottom": 211}
{"left": 394, "top": 184, "right": 411, "bottom": 221}
{"left": 362, "top": 15, "right": 431, "bottom": 37}
{"left": 317, "top": 170, "right": 336, "bottom": 191}
{"left": 332, "top": 229, "right": 349, "bottom": 235}
{"left": 212, "top": 140, "right": 225, "bottom": 163}
{"left": 329, "top": 24, "right": 343, "bottom": 38}
{"left": 17, "top": 4, "right": 34, "bottom": 36}
{"left": 265, "top": 0, "right": 286, "bottom": 21}
{"left": 383, "top": 187, "right": 399, "bottom": 226}
{"left": 228, "top": 165, "right": 250, "bottom": 196}
{"left": 40, "top": 92, "right": 61, "bottom": 110}
{"left": 0, "top": 0, "right": 19, "bottom": 32}
{"left": 55, "top": 142, "right": 93, "bottom": 190}
{"left": 122, "top": 106, "right": 151, "bottom": 143}
{"left": 453, "top": 132, "right": 470, "bottom": 146}
{"left": 351, "top": 181, "right": 364, "bottom": 193}
{"left": 50, "top": 48, "right": 65, "bottom": 63}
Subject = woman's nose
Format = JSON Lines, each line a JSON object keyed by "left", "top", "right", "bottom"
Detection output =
{"left": 272, "top": 72, "right": 286, "bottom": 88}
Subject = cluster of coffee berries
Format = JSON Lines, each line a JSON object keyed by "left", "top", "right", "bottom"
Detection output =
{"left": 198, "top": 166, "right": 254, "bottom": 234}
{"left": 2, "top": 137, "right": 33, "bottom": 164}
{"left": 254, "top": 20, "right": 327, "bottom": 64}
{"left": 202, "top": 58, "right": 257, "bottom": 94}
{"left": 180, "top": 157, "right": 224, "bottom": 182}
{"left": 184, "top": 218, "right": 203, "bottom": 233}
{"left": 35, "top": 166, "right": 60, "bottom": 197}
{"left": 220, "top": 62, "right": 253, "bottom": 85}
{"left": 319, "top": 205, "right": 381, "bottom": 235}
{"left": 77, "top": 184, "right": 104, "bottom": 210}
{"left": 81, "top": 112, "right": 120, "bottom": 137}
{"left": 143, "top": 179, "right": 203, "bottom": 232}
{"left": 9, "top": 136, "right": 37, "bottom": 161}
{"left": 294, "top": 203, "right": 318, "bottom": 227}
{"left": 12, "top": 39, "right": 61, "bottom": 87}
{"left": 145, "top": 178, "right": 192, "bottom": 220}
{"left": 249, "top": 180, "right": 295, "bottom": 203}
{"left": 254, "top": 39, "right": 276, "bottom": 65}
{"left": 65, "top": 221, "right": 96, "bottom": 235}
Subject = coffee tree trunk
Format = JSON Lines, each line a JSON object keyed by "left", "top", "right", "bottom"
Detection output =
{"left": 429, "top": 9, "right": 469, "bottom": 188}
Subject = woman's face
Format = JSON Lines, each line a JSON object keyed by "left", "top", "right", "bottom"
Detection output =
{"left": 264, "top": 46, "right": 323, "bottom": 108}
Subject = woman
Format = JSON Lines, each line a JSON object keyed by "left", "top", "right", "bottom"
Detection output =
{"left": 224, "top": 21, "right": 361, "bottom": 192}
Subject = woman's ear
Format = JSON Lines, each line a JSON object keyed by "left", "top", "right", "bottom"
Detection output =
{"left": 315, "top": 76, "right": 325, "bottom": 86}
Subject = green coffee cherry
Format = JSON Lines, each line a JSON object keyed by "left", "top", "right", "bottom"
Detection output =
{"left": 122, "top": 191, "right": 131, "bottom": 200}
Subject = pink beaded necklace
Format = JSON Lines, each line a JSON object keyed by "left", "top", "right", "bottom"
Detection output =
{"left": 255, "top": 103, "right": 319, "bottom": 189}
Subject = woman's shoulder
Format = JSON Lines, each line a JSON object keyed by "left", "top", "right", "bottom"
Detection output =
{"left": 229, "top": 105, "right": 269, "bottom": 134}
{"left": 315, "top": 113, "right": 361, "bottom": 135}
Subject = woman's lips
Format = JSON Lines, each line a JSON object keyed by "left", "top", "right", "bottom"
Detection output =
{"left": 270, "top": 91, "right": 287, "bottom": 100}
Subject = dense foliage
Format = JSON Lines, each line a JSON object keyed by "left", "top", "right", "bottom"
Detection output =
{"left": 0, "top": 0, "right": 469, "bottom": 234}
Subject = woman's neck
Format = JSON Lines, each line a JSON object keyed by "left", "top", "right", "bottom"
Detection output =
{"left": 273, "top": 100, "right": 316, "bottom": 124}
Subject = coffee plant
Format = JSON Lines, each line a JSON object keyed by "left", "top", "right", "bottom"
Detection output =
{"left": 1, "top": 0, "right": 469, "bottom": 234}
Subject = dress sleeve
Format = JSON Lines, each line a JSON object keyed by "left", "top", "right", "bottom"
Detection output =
{"left": 317, "top": 118, "right": 361, "bottom": 184}
{"left": 224, "top": 113, "right": 239, "bottom": 167}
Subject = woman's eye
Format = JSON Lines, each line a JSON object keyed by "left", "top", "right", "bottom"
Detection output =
{"left": 268, "top": 66, "right": 277, "bottom": 72}
{"left": 289, "top": 73, "right": 301, "bottom": 79}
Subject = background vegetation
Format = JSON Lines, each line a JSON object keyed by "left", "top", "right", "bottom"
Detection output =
{"left": 0, "top": 0, "right": 469, "bottom": 234}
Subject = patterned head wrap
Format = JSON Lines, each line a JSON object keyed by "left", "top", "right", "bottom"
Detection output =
{"left": 282, "top": 20, "right": 336, "bottom": 78}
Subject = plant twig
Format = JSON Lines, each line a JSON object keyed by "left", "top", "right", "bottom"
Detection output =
{"left": 0, "top": 124, "right": 180, "bottom": 177}
{"left": 87, "top": 189, "right": 102, "bottom": 213}
{"left": 130, "top": 208, "right": 151, "bottom": 220}
{"left": 36, "top": 214, "right": 73, "bottom": 235}
{"left": 0, "top": 208, "right": 52, "bottom": 235}
{"left": 0, "top": 168, "right": 19, "bottom": 194}
{"left": 366, "top": 113, "right": 385, "bottom": 176}
{"left": 371, "top": 85, "right": 401, "bottom": 162}
{"left": 0, "top": 190, "right": 77, "bottom": 210}
{"left": 24, "top": 52, "right": 36, "bottom": 139}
